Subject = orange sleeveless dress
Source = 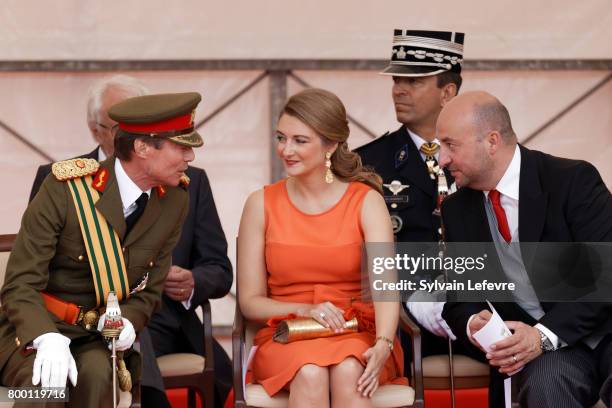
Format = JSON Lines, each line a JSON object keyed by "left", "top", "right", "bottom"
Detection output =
{"left": 252, "top": 179, "right": 407, "bottom": 396}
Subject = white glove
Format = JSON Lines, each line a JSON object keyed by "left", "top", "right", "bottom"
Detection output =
{"left": 31, "top": 332, "right": 78, "bottom": 388}
{"left": 407, "top": 301, "right": 457, "bottom": 340}
{"left": 97, "top": 315, "right": 136, "bottom": 351}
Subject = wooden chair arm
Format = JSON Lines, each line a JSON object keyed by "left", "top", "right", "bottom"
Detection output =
{"left": 0, "top": 234, "right": 16, "bottom": 252}
{"left": 201, "top": 300, "right": 215, "bottom": 372}
{"left": 399, "top": 306, "right": 424, "bottom": 407}
{"left": 232, "top": 302, "right": 246, "bottom": 405}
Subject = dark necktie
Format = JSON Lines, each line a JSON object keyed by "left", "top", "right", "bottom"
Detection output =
{"left": 489, "top": 189, "right": 512, "bottom": 243}
{"left": 125, "top": 193, "right": 148, "bottom": 236}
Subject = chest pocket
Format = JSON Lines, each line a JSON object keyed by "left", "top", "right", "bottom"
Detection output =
{"left": 54, "top": 237, "right": 88, "bottom": 266}
{"left": 126, "top": 246, "right": 159, "bottom": 271}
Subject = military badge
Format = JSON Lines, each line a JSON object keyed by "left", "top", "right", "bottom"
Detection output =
{"left": 433, "top": 168, "right": 449, "bottom": 217}
{"left": 383, "top": 180, "right": 410, "bottom": 208}
{"left": 52, "top": 158, "right": 99, "bottom": 181}
{"left": 390, "top": 214, "right": 404, "bottom": 234}
{"left": 394, "top": 145, "right": 410, "bottom": 169}
{"left": 155, "top": 185, "right": 167, "bottom": 198}
{"left": 129, "top": 272, "right": 149, "bottom": 295}
{"left": 92, "top": 167, "right": 109, "bottom": 193}
{"left": 179, "top": 174, "right": 190, "bottom": 190}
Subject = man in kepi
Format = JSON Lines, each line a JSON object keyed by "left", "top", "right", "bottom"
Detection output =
{"left": 28, "top": 75, "right": 234, "bottom": 408}
{"left": 438, "top": 91, "right": 612, "bottom": 407}
{"left": 0, "top": 92, "right": 203, "bottom": 408}
{"left": 355, "top": 29, "right": 472, "bottom": 374}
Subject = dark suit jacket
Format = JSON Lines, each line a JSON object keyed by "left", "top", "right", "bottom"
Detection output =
{"left": 356, "top": 126, "right": 453, "bottom": 242}
{"left": 150, "top": 165, "right": 232, "bottom": 354}
{"left": 441, "top": 145, "right": 612, "bottom": 353}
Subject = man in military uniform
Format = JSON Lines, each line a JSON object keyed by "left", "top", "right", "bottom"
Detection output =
{"left": 29, "top": 76, "right": 234, "bottom": 408}
{"left": 355, "top": 30, "right": 473, "bottom": 371}
{"left": 0, "top": 92, "right": 203, "bottom": 407}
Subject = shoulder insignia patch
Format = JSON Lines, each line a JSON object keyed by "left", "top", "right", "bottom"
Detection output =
{"left": 179, "top": 174, "right": 190, "bottom": 190}
{"left": 155, "top": 185, "right": 167, "bottom": 198}
{"left": 92, "top": 167, "right": 109, "bottom": 193}
{"left": 51, "top": 158, "right": 99, "bottom": 181}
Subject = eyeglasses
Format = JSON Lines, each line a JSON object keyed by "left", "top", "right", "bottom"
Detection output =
{"left": 97, "top": 122, "right": 119, "bottom": 133}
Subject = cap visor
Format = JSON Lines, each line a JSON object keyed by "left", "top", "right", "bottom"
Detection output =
{"left": 168, "top": 130, "right": 204, "bottom": 148}
{"left": 379, "top": 64, "right": 447, "bottom": 77}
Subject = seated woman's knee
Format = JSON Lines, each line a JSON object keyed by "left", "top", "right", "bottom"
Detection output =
{"left": 293, "top": 364, "right": 329, "bottom": 389}
{"left": 332, "top": 357, "right": 364, "bottom": 380}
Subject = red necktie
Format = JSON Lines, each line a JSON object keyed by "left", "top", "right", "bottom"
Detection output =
{"left": 489, "top": 189, "right": 512, "bottom": 243}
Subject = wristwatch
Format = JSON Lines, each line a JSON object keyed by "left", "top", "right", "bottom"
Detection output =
{"left": 536, "top": 328, "right": 555, "bottom": 353}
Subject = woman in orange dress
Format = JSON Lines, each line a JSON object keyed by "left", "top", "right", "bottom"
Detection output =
{"left": 237, "top": 88, "right": 407, "bottom": 407}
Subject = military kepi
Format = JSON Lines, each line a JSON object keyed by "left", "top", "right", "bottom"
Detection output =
{"left": 381, "top": 30, "right": 465, "bottom": 77}
{"left": 108, "top": 92, "right": 204, "bottom": 148}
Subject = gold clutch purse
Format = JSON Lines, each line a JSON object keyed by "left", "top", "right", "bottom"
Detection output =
{"left": 273, "top": 317, "right": 359, "bottom": 344}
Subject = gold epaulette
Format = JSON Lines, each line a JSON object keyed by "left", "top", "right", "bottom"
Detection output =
{"left": 51, "top": 158, "right": 100, "bottom": 181}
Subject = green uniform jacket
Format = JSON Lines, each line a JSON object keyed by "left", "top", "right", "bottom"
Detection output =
{"left": 0, "top": 157, "right": 189, "bottom": 370}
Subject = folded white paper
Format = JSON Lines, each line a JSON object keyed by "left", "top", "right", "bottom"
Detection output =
{"left": 472, "top": 301, "right": 521, "bottom": 408}
{"left": 472, "top": 300, "right": 512, "bottom": 352}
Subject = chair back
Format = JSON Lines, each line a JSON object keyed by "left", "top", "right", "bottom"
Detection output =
{"left": 0, "top": 235, "right": 16, "bottom": 298}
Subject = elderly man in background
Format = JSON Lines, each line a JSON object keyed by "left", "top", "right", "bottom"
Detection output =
{"left": 29, "top": 75, "right": 148, "bottom": 201}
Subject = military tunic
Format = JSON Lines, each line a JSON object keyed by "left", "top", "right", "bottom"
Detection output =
{"left": 0, "top": 157, "right": 188, "bottom": 407}
{"left": 355, "top": 125, "right": 454, "bottom": 243}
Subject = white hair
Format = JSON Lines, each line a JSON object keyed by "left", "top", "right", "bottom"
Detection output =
{"left": 86, "top": 75, "right": 149, "bottom": 126}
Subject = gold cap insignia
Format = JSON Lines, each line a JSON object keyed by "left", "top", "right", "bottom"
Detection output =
{"left": 52, "top": 158, "right": 100, "bottom": 181}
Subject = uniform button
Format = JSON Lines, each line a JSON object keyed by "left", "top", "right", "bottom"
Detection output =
{"left": 15, "top": 337, "right": 20, "bottom": 347}
{"left": 438, "top": 228, "right": 442, "bottom": 235}
{"left": 148, "top": 261, "right": 154, "bottom": 268}
{"left": 391, "top": 203, "right": 398, "bottom": 209}
{"left": 78, "top": 255, "right": 84, "bottom": 261}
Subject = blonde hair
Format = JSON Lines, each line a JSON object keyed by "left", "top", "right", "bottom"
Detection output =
{"left": 282, "top": 88, "right": 383, "bottom": 194}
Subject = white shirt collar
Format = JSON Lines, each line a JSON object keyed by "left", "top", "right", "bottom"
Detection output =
{"left": 114, "top": 159, "right": 151, "bottom": 214}
{"left": 407, "top": 128, "right": 440, "bottom": 152}
{"left": 98, "top": 147, "right": 107, "bottom": 162}
{"left": 484, "top": 144, "right": 521, "bottom": 200}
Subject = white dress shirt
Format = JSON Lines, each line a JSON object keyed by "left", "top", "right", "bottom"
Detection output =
{"left": 114, "top": 159, "right": 193, "bottom": 309}
{"left": 98, "top": 148, "right": 107, "bottom": 162}
{"left": 114, "top": 159, "right": 151, "bottom": 217}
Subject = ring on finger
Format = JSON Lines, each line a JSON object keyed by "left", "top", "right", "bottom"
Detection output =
{"left": 512, "top": 354, "right": 518, "bottom": 363}
{"left": 319, "top": 312, "right": 326, "bottom": 319}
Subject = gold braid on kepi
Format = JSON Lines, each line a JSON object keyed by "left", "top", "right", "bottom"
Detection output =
{"left": 51, "top": 158, "right": 100, "bottom": 181}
